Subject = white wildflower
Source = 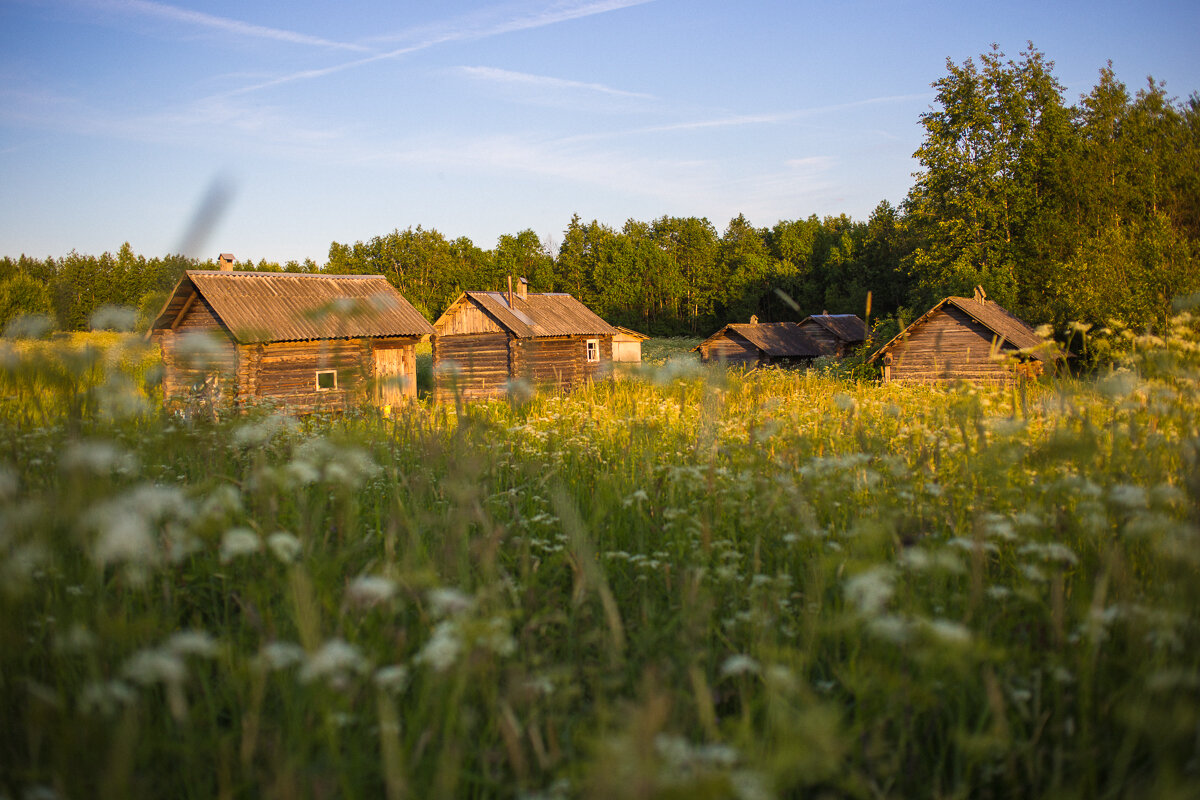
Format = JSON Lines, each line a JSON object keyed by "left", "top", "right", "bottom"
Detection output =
{"left": 898, "top": 548, "right": 964, "bottom": 573}
{"left": 719, "top": 654, "right": 761, "bottom": 678}
{"left": 622, "top": 489, "right": 650, "bottom": 508}
{"left": 232, "top": 414, "right": 297, "bottom": 450}
{"left": 979, "top": 513, "right": 1018, "bottom": 541}
{"left": 122, "top": 648, "right": 186, "bottom": 686}
{"left": 479, "top": 616, "right": 517, "bottom": 658}
{"left": 1108, "top": 484, "right": 1148, "bottom": 510}
{"left": 427, "top": 586, "right": 474, "bottom": 619}
{"left": 285, "top": 459, "right": 321, "bottom": 486}
{"left": 266, "top": 531, "right": 302, "bottom": 563}
{"left": 833, "top": 393, "right": 858, "bottom": 413}
{"left": 92, "top": 511, "right": 157, "bottom": 570}
{"left": 1018, "top": 542, "right": 1078, "bottom": 566}
{"left": 346, "top": 575, "right": 397, "bottom": 608}
{"left": 922, "top": 618, "right": 972, "bottom": 645}
{"left": 220, "top": 527, "right": 261, "bottom": 563}
{"left": 60, "top": 441, "right": 138, "bottom": 475}
{"left": 300, "top": 639, "right": 369, "bottom": 685}
{"left": 373, "top": 664, "right": 411, "bottom": 694}
{"left": 198, "top": 485, "right": 242, "bottom": 519}
{"left": 414, "top": 622, "right": 463, "bottom": 673}
{"left": 165, "top": 630, "right": 219, "bottom": 658}
{"left": 256, "top": 641, "right": 307, "bottom": 671}
{"left": 78, "top": 679, "right": 137, "bottom": 716}
{"left": 54, "top": 624, "right": 97, "bottom": 655}
{"left": 867, "top": 614, "right": 914, "bottom": 644}
{"left": 843, "top": 566, "right": 894, "bottom": 615}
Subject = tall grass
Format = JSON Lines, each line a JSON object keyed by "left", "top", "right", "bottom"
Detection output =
{"left": 1, "top": 321, "right": 1198, "bottom": 799}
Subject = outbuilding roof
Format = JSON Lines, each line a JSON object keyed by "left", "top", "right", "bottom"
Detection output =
{"left": 872, "top": 296, "right": 1057, "bottom": 362}
{"left": 800, "top": 313, "right": 867, "bottom": 343}
{"left": 435, "top": 291, "right": 618, "bottom": 338}
{"left": 149, "top": 270, "right": 434, "bottom": 343}
{"left": 693, "top": 322, "right": 823, "bottom": 358}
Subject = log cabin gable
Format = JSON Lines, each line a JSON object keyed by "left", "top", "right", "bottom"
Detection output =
{"left": 435, "top": 296, "right": 507, "bottom": 336}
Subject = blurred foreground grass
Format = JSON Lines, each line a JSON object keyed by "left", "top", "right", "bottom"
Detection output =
{"left": 1, "top": 321, "right": 1198, "bottom": 799}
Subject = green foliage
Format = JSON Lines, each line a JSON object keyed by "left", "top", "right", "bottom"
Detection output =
{"left": 0, "top": 271, "right": 52, "bottom": 329}
{"left": 906, "top": 44, "right": 1200, "bottom": 333}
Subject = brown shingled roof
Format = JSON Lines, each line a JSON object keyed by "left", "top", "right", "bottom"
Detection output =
{"left": 801, "top": 314, "right": 867, "bottom": 344}
{"left": 149, "top": 271, "right": 434, "bottom": 343}
{"left": 693, "top": 322, "right": 823, "bottom": 358}
{"left": 437, "top": 291, "right": 618, "bottom": 338}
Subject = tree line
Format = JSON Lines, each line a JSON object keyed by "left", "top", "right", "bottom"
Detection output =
{"left": 2, "top": 44, "right": 1197, "bottom": 339}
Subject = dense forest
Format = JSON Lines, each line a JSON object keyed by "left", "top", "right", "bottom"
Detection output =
{"left": 2, "top": 45, "right": 1198, "bottom": 341}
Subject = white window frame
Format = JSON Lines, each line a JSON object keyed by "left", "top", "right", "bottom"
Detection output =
{"left": 315, "top": 369, "right": 338, "bottom": 391}
{"left": 585, "top": 339, "right": 600, "bottom": 363}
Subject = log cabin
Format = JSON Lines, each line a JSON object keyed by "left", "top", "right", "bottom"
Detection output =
{"left": 692, "top": 317, "right": 823, "bottom": 366}
{"left": 148, "top": 269, "right": 434, "bottom": 415}
{"left": 798, "top": 313, "right": 867, "bottom": 357}
{"left": 871, "top": 288, "right": 1059, "bottom": 383}
{"left": 431, "top": 278, "right": 618, "bottom": 401}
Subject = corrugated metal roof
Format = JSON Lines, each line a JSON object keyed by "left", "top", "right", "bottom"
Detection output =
{"left": 694, "top": 322, "right": 822, "bottom": 358}
{"left": 150, "top": 270, "right": 434, "bottom": 343}
{"left": 872, "top": 297, "right": 1057, "bottom": 362}
{"left": 801, "top": 314, "right": 867, "bottom": 343}
{"left": 437, "top": 291, "right": 618, "bottom": 338}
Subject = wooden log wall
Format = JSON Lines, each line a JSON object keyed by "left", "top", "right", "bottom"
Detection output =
{"left": 248, "top": 338, "right": 371, "bottom": 414}
{"left": 797, "top": 324, "right": 842, "bottom": 357}
{"left": 885, "top": 306, "right": 1023, "bottom": 383}
{"left": 158, "top": 296, "right": 237, "bottom": 413}
{"left": 433, "top": 332, "right": 512, "bottom": 402}
{"left": 512, "top": 336, "right": 612, "bottom": 390}
{"left": 698, "top": 333, "right": 760, "bottom": 365}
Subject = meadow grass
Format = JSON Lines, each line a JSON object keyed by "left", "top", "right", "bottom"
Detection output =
{"left": 1, "top": 322, "right": 1198, "bottom": 799}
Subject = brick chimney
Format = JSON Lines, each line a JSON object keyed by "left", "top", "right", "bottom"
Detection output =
{"left": 517, "top": 277, "right": 528, "bottom": 300}
{"left": 218, "top": 253, "right": 235, "bottom": 271}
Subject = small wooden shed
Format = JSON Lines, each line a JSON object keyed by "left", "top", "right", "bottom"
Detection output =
{"left": 149, "top": 270, "right": 434, "bottom": 414}
{"left": 798, "top": 313, "right": 867, "bottom": 357}
{"left": 871, "top": 289, "right": 1058, "bottom": 383}
{"left": 612, "top": 327, "right": 650, "bottom": 362}
{"left": 431, "top": 281, "right": 618, "bottom": 401}
{"left": 692, "top": 318, "right": 822, "bottom": 366}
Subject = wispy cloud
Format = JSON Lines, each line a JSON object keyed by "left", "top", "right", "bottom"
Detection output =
{"left": 84, "top": 0, "right": 370, "bottom": 51}
{"left": 458, "top": 66, "right": 655, "bottom": 100}
{"left": 637, "top": 93, "right": 932, "bottom": 134}
{"left": 213, "top": 0, "right": 656, "bottom": 98}
{"left": 368, "top": 0, "right": 657, "bottom": 46}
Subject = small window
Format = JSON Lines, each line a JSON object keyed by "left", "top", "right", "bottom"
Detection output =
{"left": 316, "top": 370, "right": 337, "bottom": 390}
{"left": 586, "top": 339, "right": 599, "bottom": 362}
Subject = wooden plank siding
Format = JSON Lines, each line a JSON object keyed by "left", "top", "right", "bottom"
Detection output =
{"left": 513, "top": 336, "right": 612, "bottom": 389}
{"left": 436, "top": 301, "right": 505, "bottom": 336}
{"left": 433, "top": 332, "right": 512, "bottom": 402}
{"left": 883, "top": 306, "right": 1038, "bottom": 383}
{"left": 797, "top": 324, "right": 843, "bottom": 357}
{"left": 157, "top": 296, "right": 238, "bottom": 414}
{"left": 698, "top": 332, "right": 761, "bottom": 365}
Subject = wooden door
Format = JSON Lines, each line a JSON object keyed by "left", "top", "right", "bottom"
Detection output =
{"left": 375, "top": 345, "right": 413, "bottom": 408}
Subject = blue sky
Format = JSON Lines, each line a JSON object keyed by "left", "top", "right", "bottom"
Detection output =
{"left": 2, "top": 0, "right": 1198, "bottom": 264}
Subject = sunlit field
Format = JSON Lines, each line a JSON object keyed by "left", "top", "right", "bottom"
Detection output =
{"left": 1, "top": 319, "right": 1198, "bottom": 799}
